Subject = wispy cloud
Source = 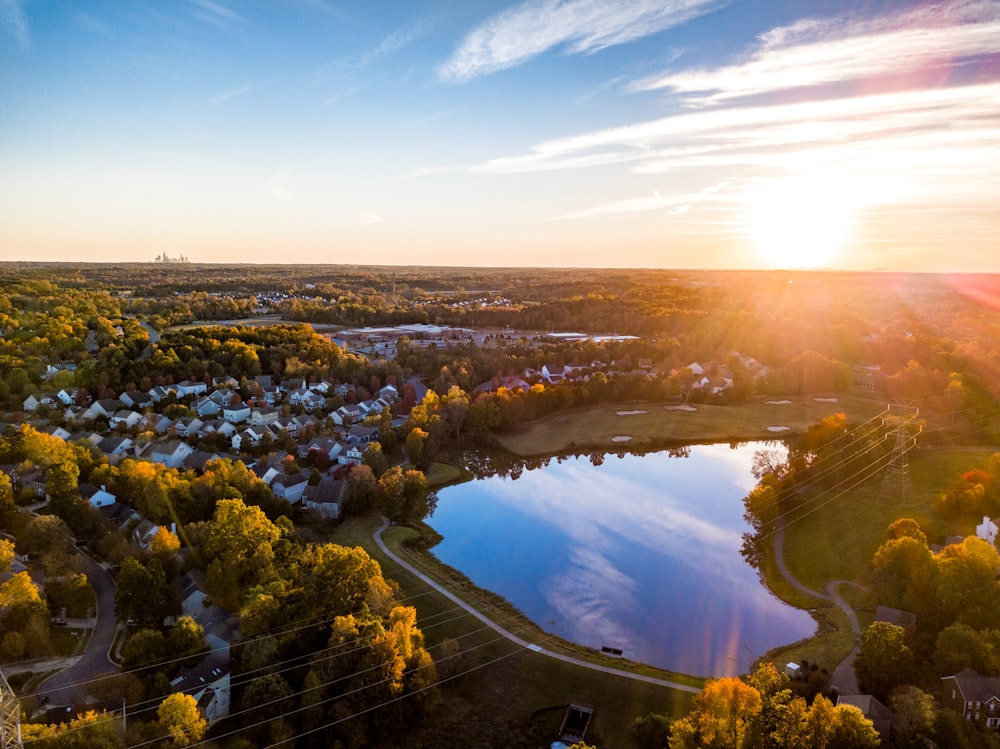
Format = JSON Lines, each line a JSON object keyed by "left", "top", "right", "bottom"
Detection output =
{"left": 314, "top": 24, "right": 423, "bottom": 100}
{"left": 1, "top": 0, "right": 30, "bottom": 49}
{"left": 439, "top": 0, "right": 719, "bottom": 82}
{"left": 186, "top": 0, "right": 244, "bottom": 29}
{"left": 208, "top": 85, "right": 251, "bottom": 106}
{"left": 458, "top": 0, "right": 1000, "bottom": 233}
{"left": 631, "top": 0, "right": 1000, "bottom": 105}
{"left": 551, "top": 181, "right": 727, "bottom": 220}
{"left": 358, "top": 213, "right": 383, "bottom": 225}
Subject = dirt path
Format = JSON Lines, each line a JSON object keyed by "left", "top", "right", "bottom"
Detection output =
{"left": 773, "top": 526, "right": 863, "bottom": 693}
{"left": 374, "top": 519, "right": 699, "bottom": 694}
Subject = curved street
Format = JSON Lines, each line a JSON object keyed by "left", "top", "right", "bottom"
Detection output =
{"left": 35, "top": 550, "right": 119, "bottom": 705}
{"left": 373, "top": 518, "right": 700, "bottom": 694}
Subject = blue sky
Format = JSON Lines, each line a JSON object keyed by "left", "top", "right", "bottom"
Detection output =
{"left": 1, "top": 0, "right": 998, "bottom": 270}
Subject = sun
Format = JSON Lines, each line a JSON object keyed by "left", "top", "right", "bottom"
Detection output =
{"left": 746, "top": 177, "right": 853, "bottom": 269}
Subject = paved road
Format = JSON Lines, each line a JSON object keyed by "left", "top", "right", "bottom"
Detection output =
{"left": 373, "top": 519, "right": 700, "bottom": 694}
{"left": 35, "top": 551, "right": 119, "bottom": 705}
{"left": 772, "top": 525, "right": 862, "bottom": 693}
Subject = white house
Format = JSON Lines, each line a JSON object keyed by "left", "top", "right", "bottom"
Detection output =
{"left": 79, "top": 483, "right": 117, "bottom": 509}
{"left": 170, "top": 659, "right": 231, "bottom": 726}
{"left": 271, "top": 473, "right": 309, "bottom": 504}
{"left": 150, "top": 440, "right": 195, "bottom": 468}
{"left": 222, "top": 405, "right": 251, "bottom": 424}
{"left": 977, "top": 516, "right": 998, "bottom": 546}
{"left": 175, "top": 380, "right": 208, "bottom": 397}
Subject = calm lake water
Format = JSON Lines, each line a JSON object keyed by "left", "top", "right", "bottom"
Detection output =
{"left": 428, "top": 443, "right": 815, "bottom": 677}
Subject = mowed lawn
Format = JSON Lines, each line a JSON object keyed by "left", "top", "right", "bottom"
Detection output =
{"left": 498, "top": 392, "right": 889, "bottom": 456}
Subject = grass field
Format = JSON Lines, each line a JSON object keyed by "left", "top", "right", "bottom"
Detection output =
{"left": 497, "top": 392, "right": 890, "bottom": 456}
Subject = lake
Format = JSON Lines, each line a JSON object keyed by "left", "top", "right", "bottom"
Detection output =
{"left": 428, "top": 443, "right": 816, "bottom": 677}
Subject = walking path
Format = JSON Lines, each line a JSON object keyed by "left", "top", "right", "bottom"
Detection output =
{"left": 373, "top": 519, "right": 700, "bottom": 694}
{"left": 773, "top": 526, "right": 862, "bottom": 693}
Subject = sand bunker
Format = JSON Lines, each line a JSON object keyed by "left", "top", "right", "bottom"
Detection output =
{"left": 767, "top": 426, "right": 791, "bottom": 432}
{"left": 766, "top": 400, "right": 792, "bottom": 405}
{"left": 617, "top": 409, "right": 648, "bottom": 416}
{"left": 664, "top": 404, "right": 698, "bottom": 411}
{"left": 813, "top": 397, "right": 839, "bottom": 402}
{"left": 612, "top": 435, "right": 633, "bottom": 442}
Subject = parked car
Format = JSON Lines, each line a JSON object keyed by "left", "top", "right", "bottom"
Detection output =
{"left": 51, "top": 617, "right": 67, "bottom": 626}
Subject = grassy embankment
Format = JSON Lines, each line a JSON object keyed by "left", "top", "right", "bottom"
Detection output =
{"left": 332, "top": 512, "right": 697, "bottom": 746}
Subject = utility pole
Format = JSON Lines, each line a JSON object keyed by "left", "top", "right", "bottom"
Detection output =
{"left": 881, "top": 403, "right": 920, "bottom": 500}
{"left": 0, "top": 670, "right": 23, "bottom": 749}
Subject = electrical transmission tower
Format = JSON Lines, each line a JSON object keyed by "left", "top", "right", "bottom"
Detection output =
{"left": 0, "top": 670, "right": 22, "bottom": 749}
{"left": 881, "top": 403, "right": 921, "bottom": 500}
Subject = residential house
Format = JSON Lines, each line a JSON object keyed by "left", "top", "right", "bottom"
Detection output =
{"left": 171, "top": 418, "right": 203, "bottom": 439}
{"left": 270, "top": 472, "right": 309, "bottom": 504}
{"left": 338, "top": 445, "right": 364, "bottom": 467}
{"left": 303, "top": 478, "right": 346, "bottom": 519}
{"left": 334, "top": 383, "right": 356, "bottom": 399}
{"left": 298, "top": 437, "right": 342, "bottom": 463}
{"left": 170, "top": 660, "right": 231, "bottom": 727}
{"left": 150, "top": 440, "right": 195, "bottom": 468}
{"left": 541, "top": 365, "right": 565, "bottom": 384}
{"left": 148, "top": 385, "right": 175, "bottom": 403}
{"left": 875, "top": 605, "right": 917, "bottom": 629}
{"left": 120, "top": 390, "right": 154, "bottom": 409}
{"left": 332, "top": 403, "right": 366, "bottom": 426}
{"left": 239, "top": 425, "right": 270, "bottom": 447}
{"left": 97, "top": 436, "right": 133, "bottom": 460}
{"left": 175, "top": 380, "right": 208, "bottom": 397}
{"left": 250, "top": 406, "right": 280, "bottom": 426}
{"left": 86, "top": 398, "right": 121, "bottom": 420}
{"left": 378, "top": 384, "right": 399, "bottom": 401}
{"left": 193, "top": 397, "right": 221, "bottom": 418}
{"left": 942, "top": 669, "right": 1000, "bottom": 729}
{"left": 212, "top": 376, "right": 239, "bottom": 389}
{"left": 976, "top": 516, "right": 998, "bottom": 546}
{"left": 42, "top": 425, "right": 71, "bottom": 441}
{"left": 55, "top": 388, "right": 80, "bottom": 406}
{"left": 22, "top": 392, "right": 55, "bottom": 412}
{"left": 222, "top": 405, "right": 251, "bottom": 424}
{"left": 140, "top": 413, "right": 173, "bottom": 434}
{"left": 109, "top": 409, "right": 143, "bottom": 429}
{"left": 345, "top": 424, "right": 378, "bottom": 444}
{"left": 79, "top": 483, "right": 116, "bottom": 509}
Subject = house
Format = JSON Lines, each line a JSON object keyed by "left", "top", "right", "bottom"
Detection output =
{"left": 150, "top": 440, "right": 195, "bottom": 469}
{"left": 171, "top": 659, "right": 231, "bottom": 726}
{"left": 836, "top": 695, "right": 894, "bottom": 741}
{"left": 109, "top": 409, "right": 143, "bottom": 429}
{"left": 339, "top": 445, "right": 364, "bottom": 467}
{"left": 86, "top": 398, "right": 121, "bottom": 420}
{"left": 172, "top": 418, "right": 203, "bottom": 438}
{"left": 541, "top": 365, "right": 565, "bottom": 384}
{"left": 345, "top": 424, "right": 378, "bottom": 444}
{"left": 332, "top": 403, "right": 366, "bottom": 426}
{"left": 222, "top": 405, "right": 251, "bottom": 424}
{"left": 334, "top": 383, "right": 356, "bottom": 399}
{"left": 270, "top": 472, "right": 309, "bottom": 504}
{"left": 140, "top": 413, "right": 173, "bottom": 434}
{"left": 175, "top": 380, "right": 208, "bottom": 397}
{"left": 378, "top": 384, "right": 399, "bottom": 401}
{"left": 977, "top": 516, "right": 998, "bottom": 546}
{"left": 250, "top": 407, "right": 280, "bottom": 426}
{"left": 148, "top": 385, "right": 175, "bottom": 403}
{"left": 129, "top": 516, "right": 162, "bottom": 550}
{"left": 97, "top": 435, "right": 133, "bottom": 459}
{"left": 303, "top": 479, "right": 346, "bottom": 519}
{"left": 55, "top": 388, "right": 79, "bottom": 406}
{"left": 120, "top": 390, "right": 154, "bottom": 409}
{"left": 942, "top": 669, "right": 1000, "bottom": 728}
{"left": 240, "top": 425, "right": 270, "bottom": 446}
{"left": 193, "top": 397, "right": 221, "bottom": 418}
{"left": 212, "top": 376, "right": 239, "bottom": 389}
{"left": 42, "top": 425, "right": 71, "bottom": 441}
{"left": 79, "top": 483, "right": 116, "bottom": 509}
{"left": 23, "top": 392, "right": 54, "bottom": 411}
{"left": 298, "top": 438, "right": 342, "bottom": 462}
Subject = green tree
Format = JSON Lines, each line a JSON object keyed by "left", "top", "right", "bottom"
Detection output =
{"left": 405, "top": 427, "right": 428, "bottom": 470}
{"left": 890, "top": 686, "right": 935, "bottom": 746}
{"left": 115, "top": 558, "right": 170, "bottom": 626}
{"left": 934, "top": 623, "right": 999, "bottom": 676}
{"left": 854, "top": 621, "right": 916, "bottom": 701}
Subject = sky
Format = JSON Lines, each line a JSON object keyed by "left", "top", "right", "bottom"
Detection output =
{"left": 1, "top": 0, "right": 999, "bottom": 271}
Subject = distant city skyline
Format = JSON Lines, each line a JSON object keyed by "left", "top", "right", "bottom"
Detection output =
{"left": 2, "top": 0, "right": 998, "bottom": 271}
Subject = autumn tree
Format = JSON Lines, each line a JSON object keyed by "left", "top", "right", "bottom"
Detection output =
{"left": 157, "top": 692, "right": 208, "bottom": 747}
{"left": 854, "top": 621, "right": 916, "bottom": 701}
